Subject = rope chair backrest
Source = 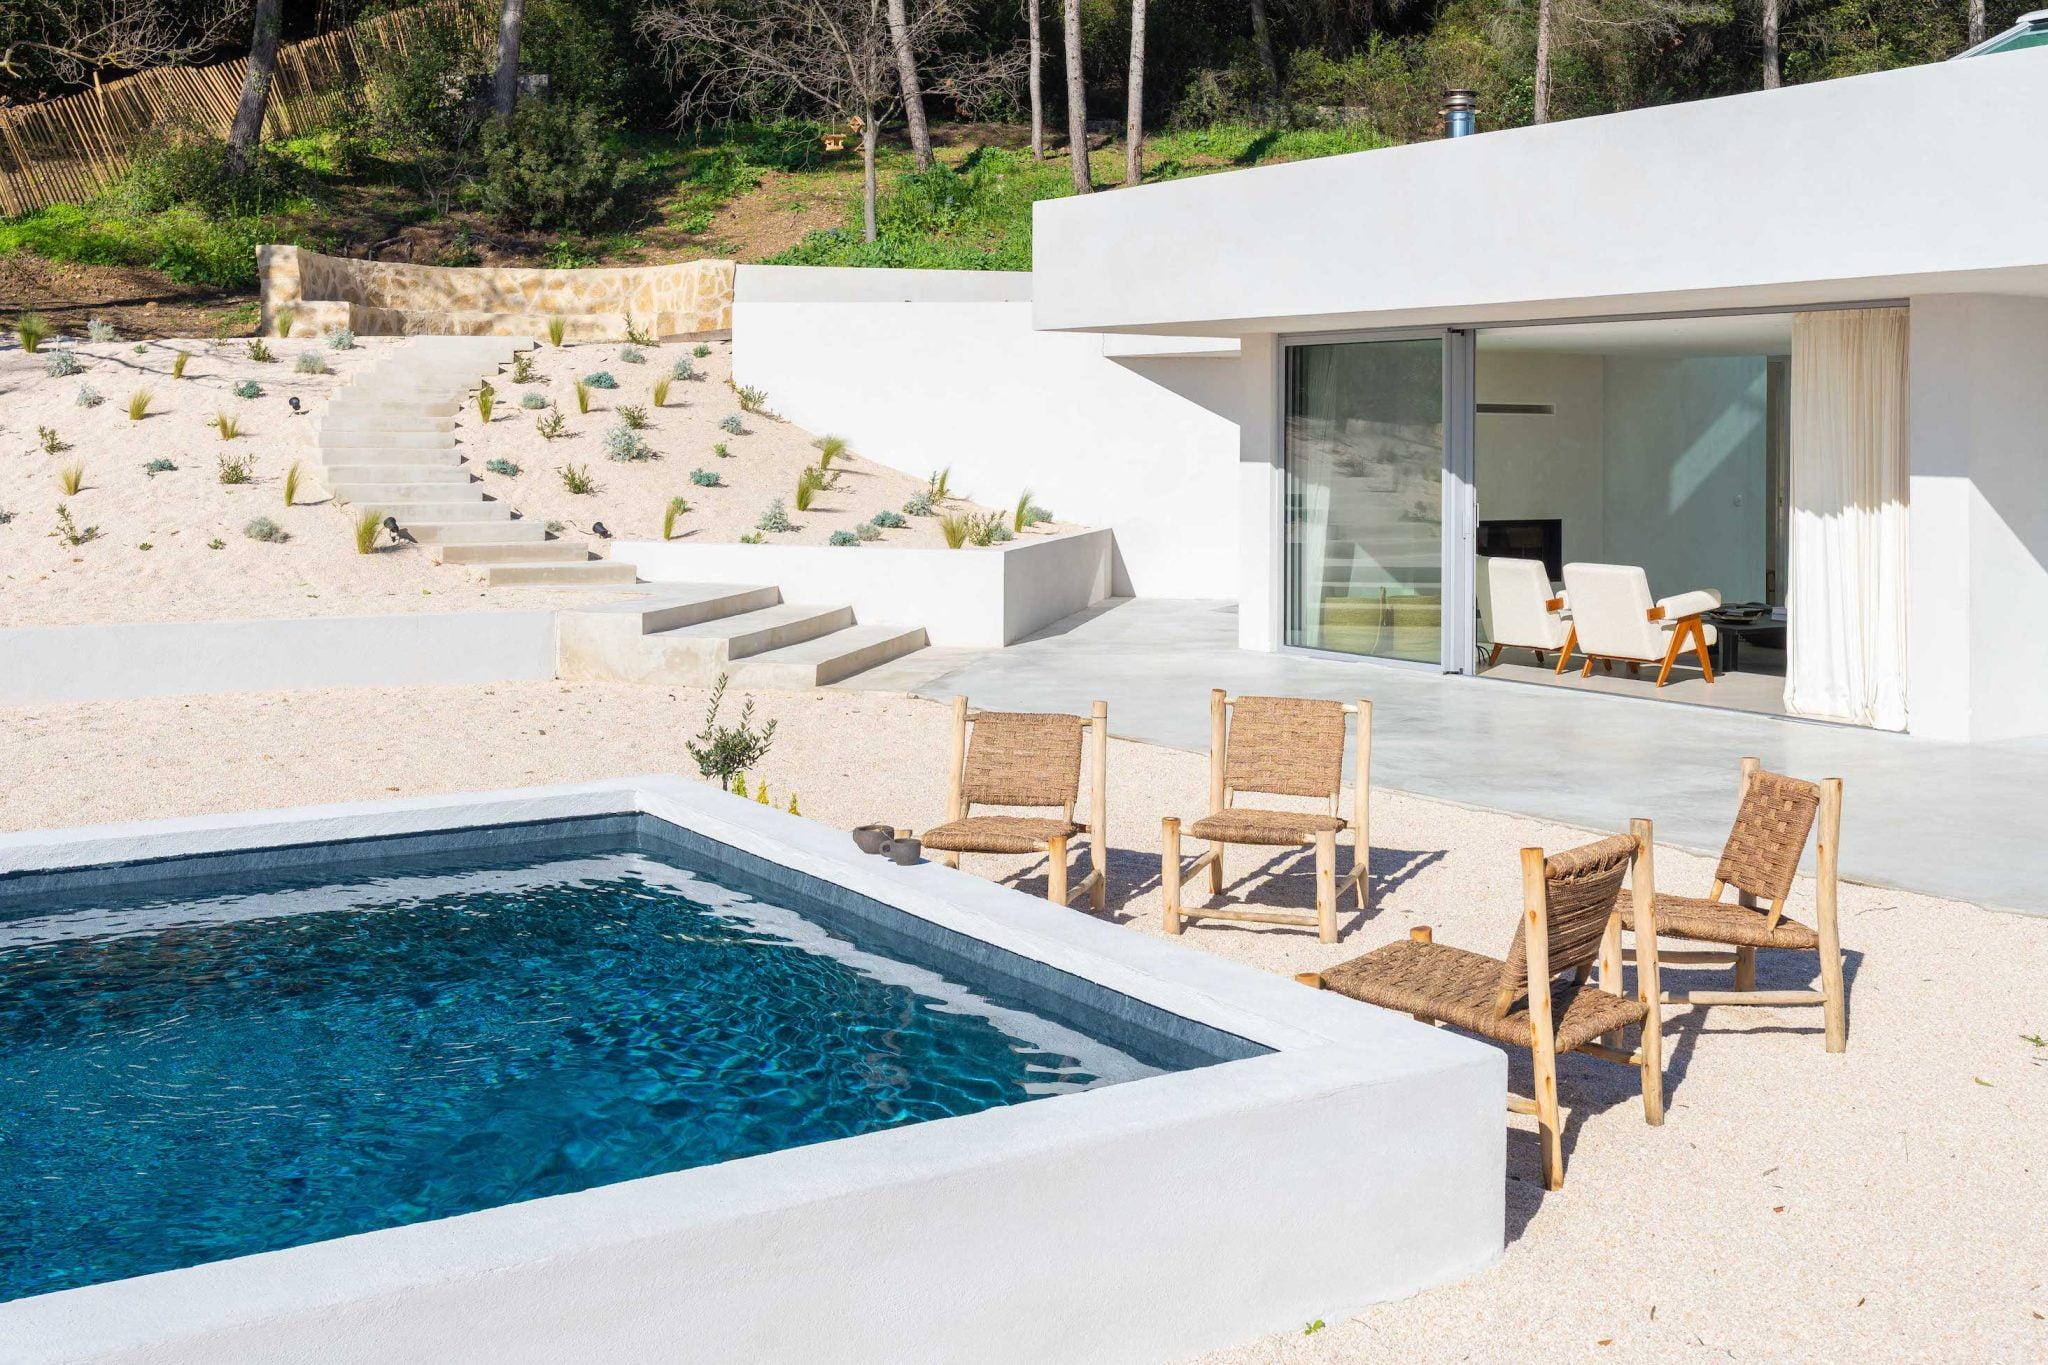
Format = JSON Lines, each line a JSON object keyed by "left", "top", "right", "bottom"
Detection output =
{"left": 1715, "top": 768, "right": 1820, "bottom": 904}
{"left": 1496, "top": 833, "right": 1637, "bottom": 1015}
{"left": 959, "top": 711, "right": 1087, "bottom": 810}
{"left": 1223, "top": 696, "right": 1347, "bottom": 802}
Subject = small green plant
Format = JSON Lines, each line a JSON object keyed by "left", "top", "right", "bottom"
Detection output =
{"left": 546, "top": 315, "right": 567, "bottom": 346}
{"left": 855, "top": 520, "right": 880, "bottom": 542}
{"left": 74, "top": 382, "right": 102, "bottom": 408}
{"left": 45, "top": 349, "right": 83, "bottom": 377}
{"left": 476, "top": 382, "right": 496, "bottom": 423}
{"left": 244, "top": 516, "right": 289, "bottom": 543}
{"left": 16, "top": 313, "right": 50, "bottom": 353}
{"left": 1303, "top": 1319, "right": 1325, "bottom": 1337}
{"left": 618, "top": 404, "right": 649, "bottom": 430}
{"left": 689, "top": 467, "right": 721, "bottom": 487}
{"left": 537, "top": 405, "right": 567, "bottom": 439}
{"left": 939, "top": 511, "right": 971, "bottom": 549}
{"left": 213, "top": 411, "right": 241, "bottom": 440}
{"left": 662, "top": 495, "right": 690, "bottom": 539}
{"left": 559, "top": 463, "right": 599, "bottom": 494}
{"left": 816, "top": 435, "right": 847, "bottom": 467}
{"left": 138, "top": 541, "right": 153, "bottom": 550}
{"left": 786, "top": 792, "right": 799, "bottom": 815}
{"left": 966, "top": 512, "right": 1014, "bottom": 546}
{"left": 233, "top": 379, "right": 263, "bottom": 399}
{"left": 692, "top": 343, "right": 712, "bottom": 358}
{"left": 734, "top": 383, "right": 769, "bottom": 414}
{"left": 86, "top": 318, "right": 117, "bottom": 343}
{"left": 574, "top": 380, "right": 591, "bottom": 414}
{"left": 352, "top": 507, "right": 383, "bottom": 554}
{"left": 171, "top": 350, "right": 190, "bottom": 378}
{"left": 54, "top": 503, "right": 98, "bottom": 545}
{"left": 652, "top": 375, "right": 672, "bottom": 407}
{"left": 283, "top": 460, "right": 303, "bottom": 507}
{"left": 624, "top": 316, "right": 656, "bottom": 347}
{"left": 1014, "top": 488, "right": 1048, "bottom": 533}
{"left": 582, "top": 370, "right": 617, "bottom": 389}
{"left": 247, "top": 338, "right": 274, "bottom": 363}
{"left": 929, "top": 467, "right": 951, "bottom": 500}
{"left": 519, "top": 391, "right": 549, "bottom": 410}
{"left": 719, "top": 413, "right": 745, "bottom": 436}
{"left": 273, "top": 310, "right": 294, "bottom": 338}
{"left": 56, "top": 461, "right": 84, "bottom": 494}
{"left": 794, "top": 465, "right": 827, "bottom": 511}
{"left": 738, "top": 530, "right": 764, "bottom": 544}
{"left": 207, "top": 537, "right": 225, "bottom": 549}
{"left": 325, "top": 328, "right": 356, "bottom": 350}
{"left": 217, "top": 452, "right": 254, "bottom": 484}
{"left": 871, "top": 508, "right": 906, "bottom": 530}
{"left": 484, "top": 457, "right": 521, "bottom": 476}
{"left": 127, "top": 388, "right": 153, "bottom": 420}
{"left": 602, "top": 425, "right": 654, "bottom": 462}
{"left": 671, "top": 356, "right": 698, "bottom": 381}
{"left": 903, "top": 489, "right": 935, "bottom": 517}
{"left": 510, "top": 351, "right": 536, "bottom": 383}
{"left": 618, "top": 345, "right": 646, "bottom": 365}
{"left": 756, "top": 498, "right": 792, "bottom": 533}
{"left": 713, "top": 441, "right": 730, "bottom": 458}
{"left": 295, "top": 351, "right": 330, "bottom": 375}
{"left": 685, "top": 673, "right": 778, "bottom": 787}
{"left": 829, "top": 529, "right": 859, "bottom": 547}
{"left": 37, "top": 425, "right": 67, "bottom": 454}
{"left": 143, "top": 457, "right": 178, "bottom": 477}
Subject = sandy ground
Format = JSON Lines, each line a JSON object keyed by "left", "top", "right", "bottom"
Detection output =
{"left": 458, "top": 336, "right": 1065, "bottom": 546}
{"left": 0, "top": 680, "right": 2040, "bottom": 1360}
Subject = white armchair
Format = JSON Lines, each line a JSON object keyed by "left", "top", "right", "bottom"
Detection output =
{"left": 1477, "top": 556, "right": 1571, "bottom": 669}
{"left": 1560, "top": 563, "right": 1721, "bottom": 687}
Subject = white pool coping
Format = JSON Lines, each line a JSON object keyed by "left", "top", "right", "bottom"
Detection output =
{"left": 0, "top": 777, "right": 1506, "bottom": 1364}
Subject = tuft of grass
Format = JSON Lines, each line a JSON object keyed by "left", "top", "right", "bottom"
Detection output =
{"left": 37, "top": 424, "right": 67, "bottom": 453}
{"left": 547, "top": 315, "right": 567, "bottom": 347}
{"left": 652, "top": 375, "right": 672, "bottom": 407}
{"left": 939, "top": 511, "right": 971, "bottom": 549}
{"left": 171, "top": 350, "right": 190, "bottom": 378}
{"left": 756, "top": 498, "right": 792, "bottom": 533}
{"left": 816, "top": 435, "right": 847, "bottom": 467}
{"left": 719, "top": 413, "right": 744, "bottom": 435}
{"left": 294, "top": 350, "right": 330, "bottom": 375}
{"left": 574, "top": 380, "right": 591, "bottom": 414}
{"left": 1013, "top": 488, "right": 1036, "bottom": 533}
{"left": 216, "top": 452, "right": 254, "bottom": 484}
{"left": 54, "top": 503, "right": 98, "bottom": 545}
{"left": 537, "top": 405, "right": 567, "bottom": 439}
{"left": 617, "top": 404, "right": 649, "bottom": 430}
{"left": 243, "top": 516, "right": 289, "bottom": 543}
{"left": 246, "top": 338, "right": 274, "bottom": 363}
{"left": 476, "top": 382, "right": 495, "bottom": 424}
{"left": 559, "top": 463, "right": 599, "bottom": 495}
{"left": 213, "top": 410, "right": 241, "bottom": 440}
{"left": 929, "top": 467, "right": 951, "bottom": 500}
{"left": 794, "top": 465, "right": 826, "bottom": 512}
{"left": 690, "top": 467, "right": 721, "bottom": 487}
{"left": 233, "top": 379, "right": 262, "bottom": 399}
{"left": 484, "top": 457, "right": 521, "bottom": 476}
{"left": 274, "top": 309, "right": 294, "bottom": 338}
{"left": 662, "top": 495, "right": 690, "bottom": 539}
{"left": 126, "top": 388, "right": 153, "bottom": 421}
{"left": 144, "top": 457, "right": 178, "bottom": 476}
{"left": 16, "top": 312, "right": 51, "bottom": 353}
{"left": 283, "top": 459, "right": 303, "bottom": 507}
{"left": 56, "top": 461, "right": 84, "bottom": 494}
{"left": 511, "top": 351, "right": 536, "bottom": 383}
{"left": 352, "top": 507, "right": 382, "bottom": 554}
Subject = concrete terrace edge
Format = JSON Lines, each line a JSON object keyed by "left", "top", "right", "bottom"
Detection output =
{"left": 0, "top": 776, "right": 1506, "bottom": 1363}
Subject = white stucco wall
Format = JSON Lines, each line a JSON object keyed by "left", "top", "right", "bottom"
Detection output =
{"left": 732, "top": 266, "right": 1251, "bottom": 600}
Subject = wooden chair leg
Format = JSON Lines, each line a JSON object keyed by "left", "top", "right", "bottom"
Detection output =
{"left": 1692, "top": 619, "right": 1716, "bottom": 684}
{"left": 1581, "top": 655, "right": 1596, "bottom": 678}
{"left": 1207, "top": 841, "right": 1224, "bottom": 895}
{"left": 1655, "top": 626, "right": 1687, "bottom": 687}
{"left": 1598, "top": 913, "right": 1625, "bottom": 1050}
{"left": 1817, "top": 776, "right": 1846, "bottom": 1052}
{"left": 1533, "top": 1036, "right": 1564, "bottom": 1191}
{"left": 942, "top": 851, "right": 961, "bottom": 870}
{"left": 1160, "top": 817, "right": 1183, "bottom": 935}
{"left": 1639, "top": 1018, "right": 1666, "bottom": 1126}
{"left": 1046, "top": 834, "right": 1068, "bottom": 907}
{"left": 1733, "top": 945, "right": 1756, "bottom": 991}
{"left": 1313, "top": 829, "right": 1338, "bottom": 944}
{"left": 1554, "top": 626, "right": 1577, "bottom": 674}
{"left": 1089, "top": 833, "right": 1106, "bottom": 912}
{"left": 1486, "top": 643, "right": 1503, "bottom": 667}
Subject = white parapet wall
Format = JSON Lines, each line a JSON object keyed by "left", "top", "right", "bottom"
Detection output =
{"left": 611, "top": 528, "right": 1114, "bottom": 648}
{"left": 730, "top": 265, "right": 1256, "bottom": 601}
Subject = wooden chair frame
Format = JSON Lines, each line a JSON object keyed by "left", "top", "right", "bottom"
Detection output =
{"left": 932, "top": 696, "right": 1108, "bottom": 912}
{"left": 1160, "top": 690, "right": 1370, "bottom": 945}
{"left": 1556, "top": 602, "right": 1716, "bottom": 687}
{"left": 1625, "top": 757, "right": 1847, "bottom": 1052}
{"left": 1297, "top": 821, "right": 1666, "bottom": 1191}
{"left": 1487, "top": 594, "right": 1568, "bottom": 670}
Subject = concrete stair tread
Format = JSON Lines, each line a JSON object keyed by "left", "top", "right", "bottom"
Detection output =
{"left": 438, "top": 540, "right": 592, "bottom": 564}
{"left": 320, "top": 464, "right": 473, "bottom": 483}
{"left": 486, "top": 561, "right": 637, "bottom": 587}
{"left": 649, "top": 601, "right": 850, "bottom": 655}
{"left": 565, "top": 582, "right": 778, "bottom": 627}
{"left": 403, "top": 521, "right": 548, "bottom": 544}
{"left": 728, "top": 623, "right": 931, "bottom": 688}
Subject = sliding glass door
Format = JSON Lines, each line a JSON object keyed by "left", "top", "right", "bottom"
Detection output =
{"left": 1284, "top": 336, "right": 1450, "bottom": 665}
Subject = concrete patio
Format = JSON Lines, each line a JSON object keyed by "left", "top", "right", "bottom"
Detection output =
{"left": 909, "top": 598, "right": 2048, "bottom": 918}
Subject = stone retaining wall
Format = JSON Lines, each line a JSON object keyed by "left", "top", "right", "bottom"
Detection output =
{"left": 257, "top": 245, "right": 735, "bottom": 341}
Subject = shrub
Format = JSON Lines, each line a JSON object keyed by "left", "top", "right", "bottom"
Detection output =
{"left": 484, "top": 457, "right": 521, "bottom": 476}
{"left": 16, "top": 313, "right": 50, "bottom": 353}
{"left": 519, "top": 391, "right": 548, "bottom": 410}
{"left": 54, "top": 504, "right": 98, "bottom": 545}
{"left": 756, "top": 498, "right": 792, "bottom": 533}
{"left": 244, "top": 516, "right": 289, "bottom": 543}
{"left": 217, "top": 452, "right": 254, "bottom": 484}
{"left": 273, "top": 309, "right": 293, "bottom": 338}
{"left": 574, "top": 380, "right": 591, "bottom": 413}
{"left": 652, "top": 375, "right": 672, "bottom": 407}
{"left": 127, "top": 388, "right": 153, "bottom": 420}
{"left": 929, "top": 467, "right": 951, "bottom": 500}
{"left": 689, "top": 467, "right": 721, "bottom": 487}
{"left": 233, "top": 379, "right": 263, "bottom": 399}
{"left": 1013, "top": 488, "right": 1052, "bottom": 532}
{"left": 171, "top": 350, "right": 190, "bottom": 377}
{"left": 582, "top": 370, "right": 617, "bottom": 389}
{"left": 738, "top": 531, "right": 763, "bottom": 544}
{"left": 475, "top": 102, "right": 630, "bottom": 232}
{"left": 684, "top": 673, "right": 777, "bottom": 787}
{"left": 671, "top": 356, "right": 698, "bottom": 380}
{"left": 872, "top": 508, "right": 906, "bottom": 529}
{"left": 536, "top": 405, "right": 567, "bottom": 439}
{"left": 617, "top": 403, "right": 649, "bottom": 430}
{"left": 939, "top": 511, "right": 970, "bottom": 548}
{"left": 44, "top": 349, "right": 83, "bottom": 377}
{"left": 903, "top": 489, "right": 934, "bottom": 517}
{"left": 85, "top": 318, "right": 116, "bottom": 343}
{"left": 734, "top": 383, "right": 769, "bottom": 414}
{"left": 325, "top": 328, "right": 356, "bottom": 350}
{"left": 619, "top": 346, "right": 646, "bottom": 365}
{"left": 510, "top": 351, "right": 536, "bottom": 383}
{"left": 56, "top": 461, "right": 84, "bottom": 494}
{"left": 662, "top": 495, "right": 689, "bottom": 539}
{"left": 624, "top": 317, "right": 657, "bottom": 347}
{"left": 547, "top": 315, "right": 567, "bottom": 346}
{"left": 74, "top": 382, "right": 102, "bottom": 407}
{"left": 37, "top": 425, "right": 67, "bottom": 453}
{"left": 816, "top": 435, "right": 847, "bottom": 467}
{"left": 283, "top": 460, "right": 303, "bottom": 507}
{"left": 719, "top": 413, "right": 744, "bottom": 435}
{"left": 712, "top": 441, "right": 730, "bottom": 458}
{"left": 294, "top": 351, "right": 330, "bottom": 375}
{"left": 855, "top": 520, "right": 880, "bottom": 542}
{"left": 794, "top": 465, "right": 826, "bottom": 511}
{"left": 559, "top": 463, "right": 599, "bottom": 494}
{"left": 144, "top": 457, "right": 178, "bottom": 476}
{"left": 353, "top": 507, "right": 382, "bottom": 554}
{"left": 247, "top": 338, "right": 274, "bottom": 363}
{"left": 602, "top": 424, "right": 654, "bottom": 462}
{"left": 693, "top": 343, "right": 712, "bottom": 358}
{"left": 213, "top": 411, "right": 241, "bottom": 440}
{"left": 476, "top": 382, "right": 495, "bottom": 423}
{"left": 829, "top": 529, "right": 860, "bottom": 547}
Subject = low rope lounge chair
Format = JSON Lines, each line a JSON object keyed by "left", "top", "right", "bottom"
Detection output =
{"left": 1161, "top": 691, "right": 1370, "bottom": 945}
{"left": 1622, "top": 757, "right": 1847, "bottom": 1052}
{"left": 1297, "top": 824, "right": 1666, "bottom": 1190}
{"left": 919, "top": 697, "right": 1108, "bottom": 912}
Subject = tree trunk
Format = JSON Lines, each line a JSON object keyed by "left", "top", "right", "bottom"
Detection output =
{"left": 493, "top": 0, "right": 526, "bottom": 118}
{"left": 1063, "top": 0, "right": 1091, "bottom": 193}
{"left": 1125, "top": 0, "right": 1146, "bottom": 187}
{"left": 224, "top": 0, "right": 283, "bottom": 175}
{"left": 1249, "top": 0, "right": 1279, "bottom": 101}
{"left": 886, "top": 0, "right": 933, "bottom": 171}
{"left": 1761, "top": 0, "right": 1780, "bottom": 90}
{"left": 1969, "top": 0, "right": 1986, "bottom": 45}
{"left": 1532, "top": 0, "right": 1554, "bottom": 125}
{"left": 1028, "top": 0, "right": 1045, "bottom": 161}
{"left": 861, "top": 111, "right": 879, "bottom": 242}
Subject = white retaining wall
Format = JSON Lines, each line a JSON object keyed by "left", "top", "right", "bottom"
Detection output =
{"left": 0, "top": 611, "right": 558, "bottom": 703}
{"left": 731, "top": 265, "right": 1253, "bottom": 601}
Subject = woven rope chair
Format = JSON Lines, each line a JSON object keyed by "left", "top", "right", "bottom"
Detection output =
{"left": 920, "top": 697, "right": 1108, "bottom": 911}
{"left": 1621, "top": 757, "right": 1847, "bottom": 1052}
{"left": 1160, "top": 690, "right": 1371, "bottom": 944}
{"left": 1298, "top": 823, "right": 1666, "bottom": 1190}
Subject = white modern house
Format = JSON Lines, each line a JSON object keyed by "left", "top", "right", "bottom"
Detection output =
{"left": 736, "top": 44, "right": 2048, "bottom": 743}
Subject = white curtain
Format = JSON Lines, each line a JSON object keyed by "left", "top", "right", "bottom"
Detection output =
{"left": 1785, "top": 308, "right": 1910, "bottom": 730}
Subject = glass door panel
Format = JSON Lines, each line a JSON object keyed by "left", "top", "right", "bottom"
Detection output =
{"left": 1284, "top": 337, "right": 1445, "bottom": 664}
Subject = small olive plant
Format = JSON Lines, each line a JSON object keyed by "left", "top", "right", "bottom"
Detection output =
{"left": 559, "top": 463, "right": 599, "bottom": 495}
{"left": 54, "top": 503, "right": 98, "bottom": 545}
{"left": 662, "top": 495, "right": 689, "bottom": 539}
{"left": 15, "top": 313, "right": 51, "bottom": 353}
{"left": 247, "top": 338, "right": 274, "bottom": 363}
{"left": 692, "top": 343, "right": 712, "bottom": 359}
{"left": 537, "top": 405, "right": 567, "bottom": 439}
{"left": 733, "top": 383, "right": 769, "bottom": 415}
{"left": 624, "top": 316, "right": 656, "bottom": 347}
{"left": 1014, "top": 489, "right": 1052, "bottom": 532}
{"left": 617, "top": 404, "right": 649, "bottom": 431}
{"left": 37, "top": 425, "right": 67, "bottom": 453}
{"left": 685, "top": 673, "right": 778, "bottom": 789}
{"left": 510, "top": 351, "right": 537, "bottom": 383}
{"left": 217, "top": 452, "right": 255, "bottom": 484}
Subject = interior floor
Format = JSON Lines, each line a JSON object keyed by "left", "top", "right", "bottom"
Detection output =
{"left": 1477, "top": 645, "right": 1792, "bottom": 719}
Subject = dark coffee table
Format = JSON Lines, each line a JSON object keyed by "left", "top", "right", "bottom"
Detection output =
{"left": 1705, "top": 606, "right": 1786, "bottom": 673}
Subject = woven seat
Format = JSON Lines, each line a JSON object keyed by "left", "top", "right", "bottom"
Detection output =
{"left": 1622, "top": 894, "right": 1818, "bottom": 949}
{"left": 1323, "top": 939, "right": 1648, "bottom": 1053}
{"left": 1187, "top": 809, "right": 1346, "bottom": 847}
{"left": 923, "top": 815, "right": 1083, "bottom": 855}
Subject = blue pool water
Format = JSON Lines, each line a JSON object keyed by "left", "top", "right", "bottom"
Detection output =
{"left": 0, "top": 838, "right": 1178, "bottom": 1303}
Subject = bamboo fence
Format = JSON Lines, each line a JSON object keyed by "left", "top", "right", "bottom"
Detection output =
{"left": 0, "top": 3, "right": 488, "bottom": 218}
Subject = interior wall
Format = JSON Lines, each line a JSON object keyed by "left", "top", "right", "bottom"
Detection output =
{"left": 1475, "top": 352, "right": 1606, "bottom": 567}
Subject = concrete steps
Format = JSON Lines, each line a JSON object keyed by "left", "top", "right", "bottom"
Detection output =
{"left": 486, "top": 560, "right": 640, "bottom": 587}
{"left": 729, "top": 622, "right": 932, "bottom": 689}
{"left": 437, "top": 540, "right": 593, "bottom": 564}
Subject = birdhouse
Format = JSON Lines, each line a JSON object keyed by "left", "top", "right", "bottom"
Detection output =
{"left": 822, "top": 131, "right": 846, "bottom": 152}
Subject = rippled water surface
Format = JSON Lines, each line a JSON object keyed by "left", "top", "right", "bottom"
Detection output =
{"left": 0, "top": 849, "right": 1162, "bottom": 1302}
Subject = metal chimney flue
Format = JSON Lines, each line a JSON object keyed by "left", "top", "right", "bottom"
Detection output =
{"left": 1441, "top": 89, "right": 1478, "bottom": 139}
